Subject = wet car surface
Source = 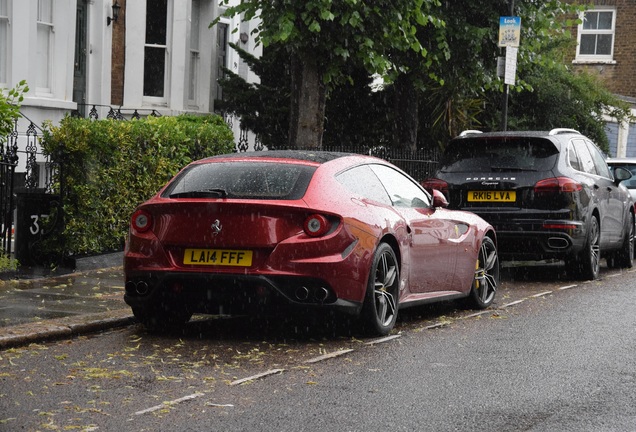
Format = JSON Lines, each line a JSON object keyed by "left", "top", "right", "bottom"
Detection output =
{"left": 124, "top": 150, "right": 499, "bottom": 336}
{"left": 424, "top": 129, "right": 635, "bottom": 280}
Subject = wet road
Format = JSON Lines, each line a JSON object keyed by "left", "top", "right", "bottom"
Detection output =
{"left": 1, "top": 263, "right": 634, "bottom": 431}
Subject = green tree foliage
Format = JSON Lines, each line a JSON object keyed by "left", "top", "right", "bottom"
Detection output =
{"left": 215, "top": 0, "right": 439, "bottom": 85}
{"left": 405, "top": 1, "right": 585, "bottom": 150}
{"left": 0, "top": 80, "right": 28, "bottom": 271}
{"left": 214, "top": 0, "right": 442, "bottom": 148}
{"left": 41, "top": 115, "right": 234, "bottom": 258}
{"left": 0, "top": 80, "right": 28, "bottom": 144}
{"left": 216, "top": 1, "right": 626, "bottom": 154}
{"left": 215, "top": 43, "right": 290, "bottom": 149}
{"left": 488, "top": 63, "right": 632, "bottom": 154}
{"left": 217, "top": 42, "right": 394, "bottom": 149}
{"left": 323, "top": 67, "right": 394, "bottom": 149}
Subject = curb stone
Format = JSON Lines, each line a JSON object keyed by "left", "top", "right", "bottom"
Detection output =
{"left": 0, "top": 309, "right": 134, "bottom": 350}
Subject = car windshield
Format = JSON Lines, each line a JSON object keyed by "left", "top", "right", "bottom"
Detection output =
{"left": 162, "top": 161, "right": 317, "bottom": 200}
{"left": 439, "top": 137, "right": 559, "bottom": 173}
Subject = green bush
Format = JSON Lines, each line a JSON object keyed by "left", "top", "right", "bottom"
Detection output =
{"left": 0, "top": 253, "right": 18, "bottom": 272}
{"left": 41, "top": 114, "right": 235, "bottom": 259}
{"left": 1, "top": 80, "right": 29, "bottom": 144}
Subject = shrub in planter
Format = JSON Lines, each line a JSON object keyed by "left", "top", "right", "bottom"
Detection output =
{"left": 41, "top": 114, "right": 235, "bottom": 261}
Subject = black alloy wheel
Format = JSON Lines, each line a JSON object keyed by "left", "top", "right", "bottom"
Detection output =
{"left": 568, "top": 215, "right": 600, "bottom": 280}
{"left": 467, "top": 236, "right": 499, "bottom": 309}
{"left": 362, "top": 243, "right": 400, "bottom": 336}
{"left": 608, "top": 213, "right": 634, "bottom": 269}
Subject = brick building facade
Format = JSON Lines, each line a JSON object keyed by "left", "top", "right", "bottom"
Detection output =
{"left": 568, "top": 0, "right": 636, "bottom": 100}
{"left": 110, "top": 0, "right": 126, "bottom": 107}
{"left": 567, "top": 0, "right": 636, "bottom": 157}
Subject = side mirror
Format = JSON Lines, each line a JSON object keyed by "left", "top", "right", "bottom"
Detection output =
{"left": 432, "top": 189, "right": 449, "bottom": 208}
{"left": 613, "top": 166, "right": 632, "bottom": 184}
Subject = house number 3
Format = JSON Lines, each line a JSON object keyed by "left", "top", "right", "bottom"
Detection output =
{"left": 29, "top": 214, "right": 49, "bottom": 235}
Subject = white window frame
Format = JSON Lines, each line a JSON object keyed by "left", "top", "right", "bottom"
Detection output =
{"left": 143, "top": 0, "right": 172, "bottom": 106}
{"left": 575, "top": 7, "right": 616, "bottom": 63}
{"left": 0, "top": 0, "right": 8, "bottom": 86}
{"left": 36, "top": 0, "right": 54, "bottom": 95}
{"left": 187, "top": 0, "right": 200, "bottom": 107}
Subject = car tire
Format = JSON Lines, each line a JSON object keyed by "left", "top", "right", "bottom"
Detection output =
{"left": 361, "top": 243, "right": 399, "bottom": 336}
{"left": 465, "top": 236, "right": 499, "bottom": 309}
{"left": 607, "top": 213, "right": 634, "bottom": 269}
{"left": 567, "top": 215, "right": 600, "bottom": 280}
{"left": 132, "top": 305, "right": 192, "bottom": 333}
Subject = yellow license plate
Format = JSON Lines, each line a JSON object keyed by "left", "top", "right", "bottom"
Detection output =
{"left": 184, "top": 249, "right": 253, "bottom": 266}
{"left": 467, "top": 190, "right": 516, "bottom": 202}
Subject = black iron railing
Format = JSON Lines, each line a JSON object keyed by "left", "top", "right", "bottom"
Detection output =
{"left": 72, "top": 104, "right": 162, "bottom": 121}
{"left": 1, "top": 113, "right": 57, "bottom": 258}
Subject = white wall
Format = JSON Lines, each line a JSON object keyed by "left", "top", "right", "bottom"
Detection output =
{"left": 123, "top": 0, "right": 217, "bottom": 116}
{"left": 3, "top": 0, "right": 238, "bottom": 171}
{"left": 87, "top": 0, "right": 114, "bottom": 119}
{"left": 605, "top": 107, "right": 636, "bottom": 158}
{"left": 5, "top": 0, "right": 79, "bottom": 172}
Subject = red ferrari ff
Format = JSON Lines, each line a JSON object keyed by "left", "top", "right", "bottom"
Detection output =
{"left": 124, "top": 151, "right": 499, "bottom": 335}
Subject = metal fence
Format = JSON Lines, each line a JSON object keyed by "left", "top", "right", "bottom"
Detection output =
{"left": 220, "top": 111, "right": 440, "bottom": 180}
{"left": 6, "top": 116, "right": 56, "bottom": 192}
{"left": 1, "top": 115, "right": 57, "bottom": 260}
{"left": 265, "top": 144, "right": 440, "bottom": 182}
{"left": 0, "top": 149, "right": 17, "bottom": 256}
{"left": 71, "top": 104, "right": 162, "bottom": 121}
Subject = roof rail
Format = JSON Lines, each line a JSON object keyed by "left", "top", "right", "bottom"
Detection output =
{"left": 459, "top": 130, "right": 483, "bottom": 137}
{"left": 549, "top": 128, "right": 580, "bottom": 136}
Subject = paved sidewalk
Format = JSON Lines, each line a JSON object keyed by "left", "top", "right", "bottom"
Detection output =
{"left": 0, "top": 253, "right": 134, "bottom": 350}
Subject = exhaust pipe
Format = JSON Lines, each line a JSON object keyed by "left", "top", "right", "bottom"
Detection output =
{"left": 125, "top": 281, "right": 137, "bottom": 294}
{"left": 547, "top": 237, "right": 570, "bottom": 249}
{"left": 295, "top": 286, "right": 309, "bottom": 301}
{"left": 314, "top": 287, "right": 329, "bottom": 302}
{"left": 135, "top": 281, "right": 150, "bottom": 295}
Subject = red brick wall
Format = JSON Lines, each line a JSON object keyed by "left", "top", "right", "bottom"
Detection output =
{"left": 568, "top": 0, "right": 636, "bottom": 99}
{"left": 111, "top": 0, "right": 126, "bottom": 106}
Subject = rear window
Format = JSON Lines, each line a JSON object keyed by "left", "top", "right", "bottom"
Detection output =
{"left": 162, "top": 161, "right": 316, "bottom": 200}
{"left": 439, "top": 137, "right": 559, "bottom": 173}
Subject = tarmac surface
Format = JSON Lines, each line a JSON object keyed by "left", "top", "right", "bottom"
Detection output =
{"left": 0, "top": 252, "right": 595, "bottom": 351}
{"left": 0, "top": 252, "right": 133, "bottom": 350}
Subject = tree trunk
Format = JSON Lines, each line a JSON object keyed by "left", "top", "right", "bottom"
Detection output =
{"left": 288, "top": 52, "right": 326, "bottom": 149}
{"left": 393, "top": 74, "right": 419, "bottom": 151}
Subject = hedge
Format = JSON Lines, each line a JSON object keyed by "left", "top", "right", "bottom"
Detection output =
{"left": 40, "top": 114, "right": 235, "bottom": 261}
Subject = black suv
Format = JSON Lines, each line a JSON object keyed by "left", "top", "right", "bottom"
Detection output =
{"left": 423, "top": 129, "right": 634, "bottom": 280}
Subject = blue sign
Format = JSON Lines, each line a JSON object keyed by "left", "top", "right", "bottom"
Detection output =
{"left": 499, "top": 16, "right": 521, "bottom": 47}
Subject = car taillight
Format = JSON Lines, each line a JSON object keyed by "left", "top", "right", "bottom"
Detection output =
{"left": 421, "top": 178, "right": 449, "bottom": 195}
{"left": 303, "top": 214, "right": 330, "bottom": 237}
{"left": 542, "top": 222, "right": 579, "bottom": 230}
{"left": 534, "top": 177, "right": 582, "bottom": 194}
{"left": 132, "top": 209, "right": 152, "bottom": 233}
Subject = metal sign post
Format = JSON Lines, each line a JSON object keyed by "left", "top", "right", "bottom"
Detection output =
{"left": 498, "top": 1, "right": 520, "bottom": 131}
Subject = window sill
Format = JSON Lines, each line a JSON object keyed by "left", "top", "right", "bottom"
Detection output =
{"left": 21, "top": 96, "right": 77, "bottom": 110}
{"left": 572, "top": 59, "right": 617, "bottom": 65}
